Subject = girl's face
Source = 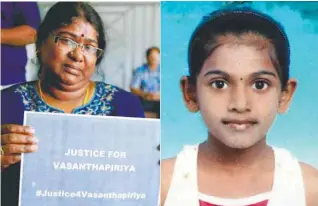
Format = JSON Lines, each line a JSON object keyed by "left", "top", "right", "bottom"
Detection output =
{"left": 182, "top": 43, "right": 297, "bottom": 149}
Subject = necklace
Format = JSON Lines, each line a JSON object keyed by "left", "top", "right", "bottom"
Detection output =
{"left": 37, "top": 80, "right": 90, "bottom": 106}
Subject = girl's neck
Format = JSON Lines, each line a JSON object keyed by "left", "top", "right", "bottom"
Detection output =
{"left": 200, "top": 135, "right": 272, "bottom": 171}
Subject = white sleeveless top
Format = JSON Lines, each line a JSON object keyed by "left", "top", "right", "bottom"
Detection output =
{"left": 164, "top": 145, "right": 306, "bottom": 206}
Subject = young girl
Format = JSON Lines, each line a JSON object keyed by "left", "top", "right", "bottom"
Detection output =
{"left": 161, "top": 7, "right": 318, "bottom": 206}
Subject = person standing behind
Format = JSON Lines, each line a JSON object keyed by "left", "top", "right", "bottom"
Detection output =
{"left": 1, "top": 2, "right": 41, "bottom": 86}
{"left": 131, "top": 47, "right": 160, "bottom": 118}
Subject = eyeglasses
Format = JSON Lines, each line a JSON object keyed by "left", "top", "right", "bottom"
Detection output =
{"left": 51, "top": 35, "right": 103, "bottom": 58}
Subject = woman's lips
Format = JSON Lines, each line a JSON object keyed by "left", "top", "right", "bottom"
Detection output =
{"left": 64, "top": 64, "right": 80, "bottom": 75}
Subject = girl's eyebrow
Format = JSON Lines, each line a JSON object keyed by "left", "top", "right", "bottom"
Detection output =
{"left": 203, "top": 69, "right": 277, "bottom": 79}
{"left": 204, "top": 69, "right": 230, "bottom": 79}
{"left": 251, "top": 70, "right": 277, "bottom": 79}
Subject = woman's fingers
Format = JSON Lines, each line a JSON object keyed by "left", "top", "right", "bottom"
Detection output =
{"left": 1, "top": 124, "right": 38, "bottom": 168}
{"left": 1, "top": 124, "right": 35, "bottom": 135}
{"left": 1, "top": 133, "right": 38, "bottom": 145}
{"left": 1, "top": 154, "right": 21, "bottom": 166}
{"left": 2, "top": 144, "right": 38, "bottom": 154}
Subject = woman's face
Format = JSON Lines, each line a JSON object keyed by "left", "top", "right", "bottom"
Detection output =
{"left": 39, "top": 18, "right": 100, "bottom": 90}
{"left": 182, "top": 43, "right": 296, "bottom": 149}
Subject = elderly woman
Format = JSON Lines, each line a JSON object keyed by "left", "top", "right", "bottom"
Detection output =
{"left": 1, "top": 2, "right": 144, "bottom": 205}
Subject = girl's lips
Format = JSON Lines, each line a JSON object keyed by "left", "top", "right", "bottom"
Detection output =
{"left": 222, "top": 119, "right": 258, "bottom": 131}
{"left": 224, "top": 122, "right": 254, "bottom": 131}
{"left": 222, "top": 118, "right": 258, "bottom": 124}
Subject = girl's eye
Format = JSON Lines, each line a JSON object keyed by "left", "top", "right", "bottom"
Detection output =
{"left": 211, "top": 80, "right": 228, "bottom": 89}
{"left": 252, "top": 80, "right": 269, "bottom": 90}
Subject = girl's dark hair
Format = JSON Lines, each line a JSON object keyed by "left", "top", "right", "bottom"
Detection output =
{"left": 188, "top": 7, "right": 290, "bottom": 89}
{"left": 36, "top": 2, "right": 106, "bottom": 65}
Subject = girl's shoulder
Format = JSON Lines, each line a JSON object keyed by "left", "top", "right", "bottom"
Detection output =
{"left": 299, "top": 162, "right": 318, "bottom": 206}
{"left": 160, "top": 157, "right": 176, "bottom": 206}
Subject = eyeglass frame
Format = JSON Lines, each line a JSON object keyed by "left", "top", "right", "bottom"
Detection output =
{"left": 50, "top": 34, "right": 104, "bottom": 58}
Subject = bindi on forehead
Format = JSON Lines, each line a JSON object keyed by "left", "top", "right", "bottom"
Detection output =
{"left": 81, "top": 34, "right": 85, "bottom": 37}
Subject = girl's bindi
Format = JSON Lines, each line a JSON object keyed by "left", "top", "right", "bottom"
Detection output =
{"left": 81, "top": 34, "right": 85, "bottom": 37}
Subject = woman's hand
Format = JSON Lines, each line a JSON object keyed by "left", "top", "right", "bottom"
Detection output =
{"left": 1, "top": 124, "right": 38, "bottom": 169}
{"left": 152, "top": 93, "right": 160, "bottom": 101}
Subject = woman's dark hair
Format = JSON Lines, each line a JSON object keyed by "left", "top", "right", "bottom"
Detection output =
{"left": 188, "top": 7, "right": 290, "bottom": 90}
{"left": 146, "top": 46, "right": 160, "bottom": 58}
{"left": 36, "top": 2, "right": 106, "bottom": 65}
